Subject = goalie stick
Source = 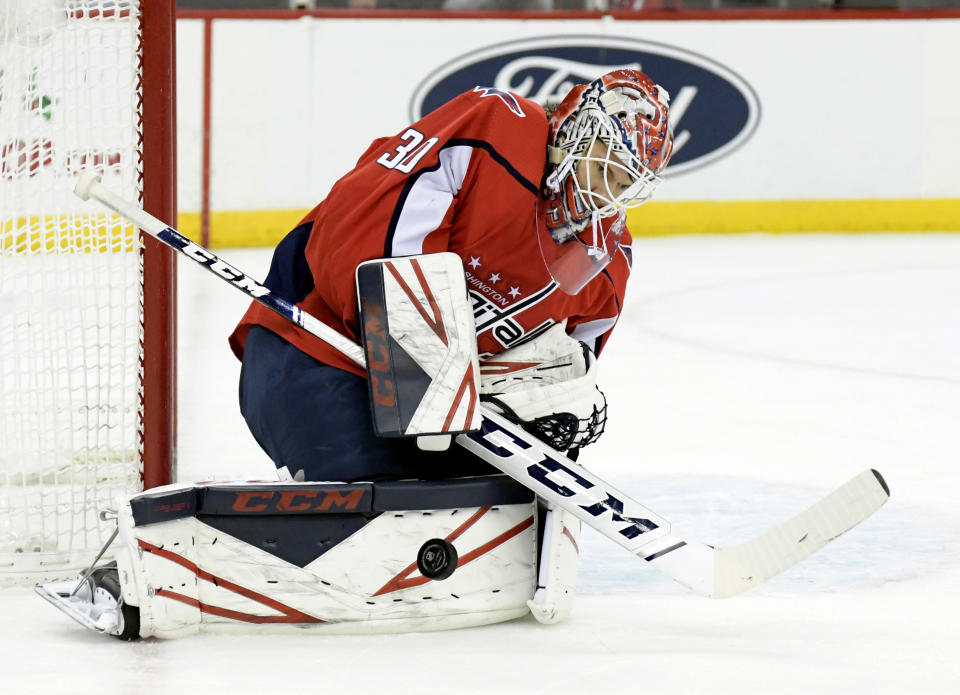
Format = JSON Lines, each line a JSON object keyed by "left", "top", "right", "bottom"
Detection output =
{"left": 74, "top": 172, "right": 890, "bottom": 599}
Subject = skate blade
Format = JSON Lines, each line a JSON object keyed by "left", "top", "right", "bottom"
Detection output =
{"left": 35, "top": 581, "right": 118, "bottom": 635}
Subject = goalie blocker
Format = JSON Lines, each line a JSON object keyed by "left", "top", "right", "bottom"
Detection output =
{"left": 38, "top": 475, "right": 582, "bottom": 638}
{"left": 356, "top": 253, "right": 481, "bottom": 452}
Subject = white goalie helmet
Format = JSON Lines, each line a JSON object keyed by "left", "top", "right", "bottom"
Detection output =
{"left": 538, "top": 69, "right": 674, "bottom": 294}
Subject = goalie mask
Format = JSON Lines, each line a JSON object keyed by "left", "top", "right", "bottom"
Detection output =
{"left": 539, "top": 69, "right": 674, "bottom": 294}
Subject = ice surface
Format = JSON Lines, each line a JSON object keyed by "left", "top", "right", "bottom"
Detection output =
{"left": 3, "top": 234, "right": 959, "bottom": 693}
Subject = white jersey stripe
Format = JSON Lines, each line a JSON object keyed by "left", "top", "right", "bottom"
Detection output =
{"left": 390, "top": 146, "right": 474, "bottom": 257}
{"left": 569, "top": 316, "right": 618, "bottom": 346}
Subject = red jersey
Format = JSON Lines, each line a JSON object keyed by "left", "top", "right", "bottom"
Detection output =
{"left": 229, "top": 87, "right": 632, "bottom": 377}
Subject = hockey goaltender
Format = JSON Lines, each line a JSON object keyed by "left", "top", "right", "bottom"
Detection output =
{"left": 39, "top": 69, "right": 889, "bottom": 639}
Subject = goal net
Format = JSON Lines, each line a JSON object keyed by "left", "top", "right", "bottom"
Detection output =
{"left": 0, "top": 0, "right": 174, "bottom": 585}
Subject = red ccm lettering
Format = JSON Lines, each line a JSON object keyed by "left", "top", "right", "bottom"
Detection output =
{"left": 362, "top": 301, "right": 396, "bottom": 408}
{"left": 230, "top": 488, "right": 368, "bottom": 513}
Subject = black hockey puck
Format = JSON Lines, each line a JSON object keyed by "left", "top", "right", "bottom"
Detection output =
{"left": 417, "top": 539, "right": 458, "bottom": 581}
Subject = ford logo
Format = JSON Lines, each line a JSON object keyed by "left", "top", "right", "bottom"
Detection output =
{"left": 411, "top": 36, "right": 760, "bottom": 176}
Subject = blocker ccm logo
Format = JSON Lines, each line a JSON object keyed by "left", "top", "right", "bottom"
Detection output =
{"left": 410, "top": 35, "right": 761, "bottom": 176}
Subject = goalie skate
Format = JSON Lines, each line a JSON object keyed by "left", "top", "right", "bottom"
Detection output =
{"left": 36, "top": 562, "right": 140, "bottom": 640}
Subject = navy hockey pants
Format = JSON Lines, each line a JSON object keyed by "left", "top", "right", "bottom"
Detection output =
{"left": 239, "top": 326, "right": 496, "bottom": 482}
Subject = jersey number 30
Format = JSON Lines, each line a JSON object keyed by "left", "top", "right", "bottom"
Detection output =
{"left": 377, "top": 128, "right": 439, "bottom": 174}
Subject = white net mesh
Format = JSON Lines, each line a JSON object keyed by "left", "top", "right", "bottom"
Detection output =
{"left": 0, "top": 0, "right": 144, "bottom": 584}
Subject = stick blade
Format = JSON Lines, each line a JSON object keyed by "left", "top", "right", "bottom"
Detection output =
{"left": 712, "top": 469, "right": 890, "bottom": 598}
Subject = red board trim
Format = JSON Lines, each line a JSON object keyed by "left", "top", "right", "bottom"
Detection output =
{"left": 176, "top": 8, "right": 960, "bottom": 22}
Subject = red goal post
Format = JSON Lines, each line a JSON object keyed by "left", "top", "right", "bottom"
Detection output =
{"left": 0, "top": 0, "right": 176, "bottom": 586}
{"left": 140, "top": 0, "right": 177, "bottom": 492}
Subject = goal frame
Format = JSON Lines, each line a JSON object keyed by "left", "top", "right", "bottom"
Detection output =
{"left": 141, "top": 0, "right": 177, "bottom": 490}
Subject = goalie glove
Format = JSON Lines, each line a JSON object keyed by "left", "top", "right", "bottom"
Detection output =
{"left": 479, "top": 323, "right": 607, "bottom": 451}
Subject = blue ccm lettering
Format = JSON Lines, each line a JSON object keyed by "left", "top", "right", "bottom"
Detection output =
{"left": 469, "top": 418, "right": 659, "bottom": 540}
{"left": 159, "top": 228, "right": 271, "bottom": 298}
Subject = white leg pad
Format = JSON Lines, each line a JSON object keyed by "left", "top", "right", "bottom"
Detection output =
{"left": 112, "top": 480, "right": 539, "bottom": 637}
{"left": 527, "top": 505, "right": 581, "bottom": 625}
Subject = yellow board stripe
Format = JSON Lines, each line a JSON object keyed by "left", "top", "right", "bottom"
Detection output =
{"left": 180, "top": 199, "right": 960, "bottom": 248}
{"left": 625, "top": 199, "right": 960, "bottom": 237}
{"left": 1, "top": 216, "right": 138, "bottom": 252}
{"left": 176, "top": 210, "right": 307, "bottom": 248}
{"left": 8, "top": 200, "right": 957, "bottom": 253}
